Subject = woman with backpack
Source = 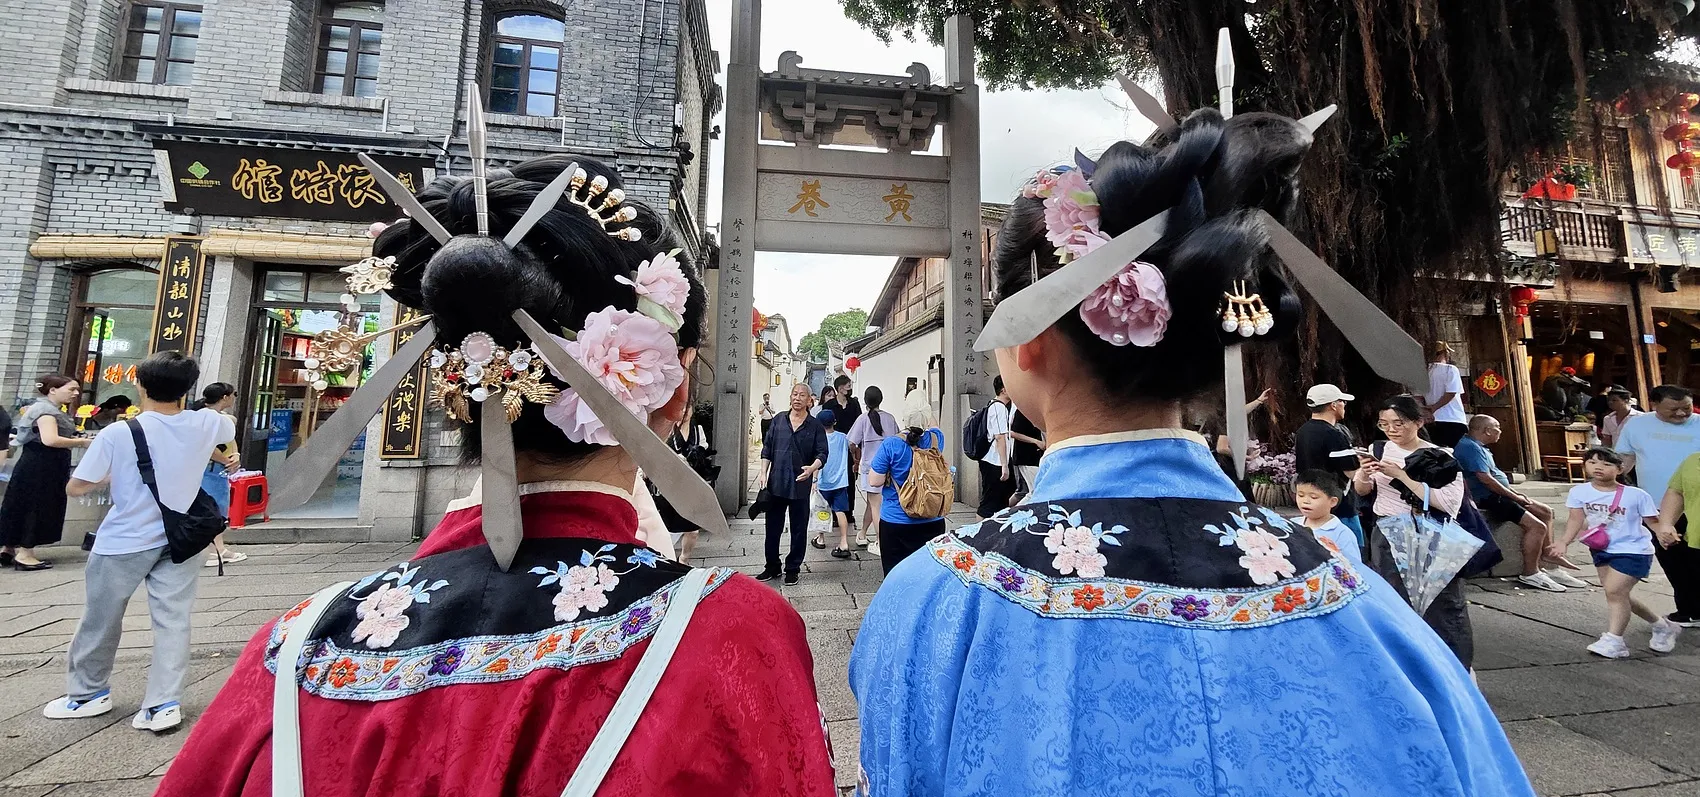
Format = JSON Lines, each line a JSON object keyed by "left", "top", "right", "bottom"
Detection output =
{"left": 849, "top": 108, "right": 1532, "bottom": 795}
{"left": 867, "top": 420, "right": 949, "bottom": 575}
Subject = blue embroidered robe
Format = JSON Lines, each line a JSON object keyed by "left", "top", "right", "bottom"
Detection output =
{"left": 850, "top": 430, "right": 1534, "bottom": 797}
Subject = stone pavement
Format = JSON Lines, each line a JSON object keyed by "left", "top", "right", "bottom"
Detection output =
{"left": 0, "top": 498, "right": 1694, "bottom": 796}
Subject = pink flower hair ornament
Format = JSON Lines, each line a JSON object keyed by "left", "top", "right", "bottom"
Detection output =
{"left": 614, "top": 248, "right": 690, "bottom": 332}
{"left": 1030, "top": 166, "right": 1172, "bottom": 347}
{"left": 542, "top": 307, "right": 686, "bottom": 445}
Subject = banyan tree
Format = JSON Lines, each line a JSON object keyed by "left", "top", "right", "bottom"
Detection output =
{"left": 841, "top": 0, "right": 1700, "bottom": 432}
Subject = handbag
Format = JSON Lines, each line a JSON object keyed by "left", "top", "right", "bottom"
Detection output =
{"left": 1578, "top": 485, "right": 1623, "bottom": 551}
{"left": 126, "top": 420, "right": 228, "bottom": 565}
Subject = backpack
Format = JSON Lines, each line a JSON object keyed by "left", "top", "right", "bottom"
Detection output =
{"left": 897, "top": 433, "right": 954, "bottom": 519}
{"left": 962, "top": 404, "right": 994, "bottom": 461}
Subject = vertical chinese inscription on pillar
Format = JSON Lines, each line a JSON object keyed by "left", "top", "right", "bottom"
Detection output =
{"left": 380, "top": 304, "right": 428, "bottom": 459}
{"left": 720, "top": 217, "right": 748, "bottom": 381}
{"left": 956, "top": 227, "right": 985, "bottom": 382}
{"left": 148, "top": 237, "right": 205, "bottom": 355}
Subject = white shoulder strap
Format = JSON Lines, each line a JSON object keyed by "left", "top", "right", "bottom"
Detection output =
{"left": 559, "top": 567, "right": 715, "bottom": 797}
{"left": 271, "top": 581, "right": 355, "bottom": 797}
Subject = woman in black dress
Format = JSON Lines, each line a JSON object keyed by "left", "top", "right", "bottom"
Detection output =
{"left": 0, "top": 375, "right": 90, "bottom": 570}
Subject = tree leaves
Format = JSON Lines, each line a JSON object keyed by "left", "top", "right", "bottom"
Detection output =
{"left": 798, "top": 309, "right": 870, "bottom": 361}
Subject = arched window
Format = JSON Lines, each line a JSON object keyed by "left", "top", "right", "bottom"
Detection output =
{"left": 315, "top": 0, "right": 384, "bottom": 97}
{"left": 488, "top": 12, "right": 563, "bottom": 116}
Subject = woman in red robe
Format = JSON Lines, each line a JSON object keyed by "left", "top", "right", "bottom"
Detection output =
{"left": 157, "top": 152, "right": 837, "bottom": 796}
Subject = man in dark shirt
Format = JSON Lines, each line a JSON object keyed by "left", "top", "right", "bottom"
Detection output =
{"left": 1293, "top": 384, "right": 1363, "bottom": 544}
{"left": 819, "top": 375, "right": 863, "bottom": 520}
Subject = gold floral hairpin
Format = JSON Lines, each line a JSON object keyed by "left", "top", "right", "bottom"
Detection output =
{"left": 427, "top": 331, "right": 560, "bottom": 423}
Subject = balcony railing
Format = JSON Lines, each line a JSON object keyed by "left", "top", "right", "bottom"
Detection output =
{"left": 1500, "top": 198, "right": 1622, "bottom": 262}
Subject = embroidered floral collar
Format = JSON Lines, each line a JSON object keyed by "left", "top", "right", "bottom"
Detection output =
{"left": 936, "top": 497, "right": 1368, "bottom": 629}
{"left": 265, "top": 537, "right": 731, "bottom": 701}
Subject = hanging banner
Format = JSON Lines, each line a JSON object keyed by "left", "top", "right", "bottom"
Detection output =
{"left": 148, "top": 237, "right": 205, "bottom": 355}
{"left": 153, "top": 142, "right": 434, "bottom": 222}
{"left": 379, "top": 305, "right": 428, "bottom": 459}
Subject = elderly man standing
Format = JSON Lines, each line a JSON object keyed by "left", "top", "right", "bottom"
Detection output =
{"left": 1455, "top": 415, "right": 1580, "bottom": 592}
{"left": 1617, "top": 384, "right": 1700, "bottom": 626}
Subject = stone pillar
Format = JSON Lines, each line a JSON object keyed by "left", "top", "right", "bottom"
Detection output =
{"left": 943, "top": 15, "right": 988, "bottom": 501}
{"left": 712, "top": 0, "right": 761, "bottom": 513}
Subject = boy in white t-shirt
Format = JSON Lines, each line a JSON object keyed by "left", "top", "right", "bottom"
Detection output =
{"left": 1554, "top": 447, "right": 1683, "bottom": 658}
{"left": 44, "top": 351, "right": 236, "bottom": 733}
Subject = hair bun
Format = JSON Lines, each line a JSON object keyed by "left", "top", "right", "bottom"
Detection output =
{"left": 990, "top": 107, "right": 1316, "bottom": 401}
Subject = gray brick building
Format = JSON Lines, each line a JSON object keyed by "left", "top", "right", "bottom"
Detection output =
{"left": 0, "top": 0, "right": 721, "bottom": 540}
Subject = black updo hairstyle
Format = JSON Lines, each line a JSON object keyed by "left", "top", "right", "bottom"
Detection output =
{"left": 373, "top": 154, "right": 707, "bottom": 465}
{"left": 991, "top": 107, "right": 1309, "bottom": 402}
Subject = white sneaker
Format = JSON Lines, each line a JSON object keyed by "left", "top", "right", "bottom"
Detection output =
{"left": 1650, "top": 620, "right": 1681, "bottom": 654}
{"left": 131, "top": 702, "right": 181, "bottom": 733}
{"left": 43, "top": 691, "right": 112, "bottom": 719}
{"left": 1588, "top": 633, "right": 1632, "bottom": 659}
{"left": 1544, "top": 570, "right": 1589, "bottom": 589}
{"left": 1518, "top": 572, "right": 1567, "bottom": 593}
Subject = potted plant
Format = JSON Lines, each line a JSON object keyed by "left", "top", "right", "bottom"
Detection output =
{"left": 1247, "top": 449, "right": 1298, "bottom": 507}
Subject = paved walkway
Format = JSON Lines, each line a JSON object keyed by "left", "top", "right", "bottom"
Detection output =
{"left": 0, "top": 498, "right": 1694, "bottom": 795}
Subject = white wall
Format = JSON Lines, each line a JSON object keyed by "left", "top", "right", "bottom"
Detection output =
{"left": 854, "top": 328, "right": 944, "bottom": 420}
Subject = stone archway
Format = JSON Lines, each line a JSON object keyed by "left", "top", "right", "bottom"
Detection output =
{"left": 712, "top": 3, "right": 989, "bottom": 511}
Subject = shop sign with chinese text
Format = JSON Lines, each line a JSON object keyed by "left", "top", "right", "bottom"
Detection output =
{"left": 379, "top": 305, "right": 429, "bottom": 459}
{"left": 153, "top": 142, "right": 434, "bottom": 222}
{"left": 1627, "top": 222, "right": 1700, "bottom": 267}
{"left": 148, "top": 237, "right": 205, "bottom": 355}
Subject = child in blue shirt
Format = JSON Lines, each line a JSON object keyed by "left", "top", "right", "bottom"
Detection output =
{"left": 816, "top": 410, "right": 853, "bottom": 558}
{"left": 1295, "top": 470, "right": 1363, "bottom": 564}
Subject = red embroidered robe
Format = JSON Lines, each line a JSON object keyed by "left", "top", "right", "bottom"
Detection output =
{"left": 157, "top": 490, "right": 837, "bottom": 796}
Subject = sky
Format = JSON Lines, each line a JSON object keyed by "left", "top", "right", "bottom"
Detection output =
{"left": 699, "top": 0, "right": 1157, "bottom": 340}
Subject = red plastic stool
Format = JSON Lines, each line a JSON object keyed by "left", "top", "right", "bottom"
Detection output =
{"left": 228, "top": 472, "right": 270, "bottom": 528}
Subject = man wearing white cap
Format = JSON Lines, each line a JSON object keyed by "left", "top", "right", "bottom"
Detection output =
{"left": 1294, "top": 384, "right": 1365, "bottom": 545}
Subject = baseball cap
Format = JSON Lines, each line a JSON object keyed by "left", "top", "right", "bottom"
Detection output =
{"left": 1305, "top": 384, "right": 1355, "bottom": 407}
{"left": 817, "top": 409, "right": 836, "bottom": 427}
{"left": 1560, "top": 366, "right": 1577, "bottom": 376}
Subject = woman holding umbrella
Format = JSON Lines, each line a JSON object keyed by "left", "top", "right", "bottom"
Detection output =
{"left": 1354, "top": 395, "right": 1476, "bottom": 666}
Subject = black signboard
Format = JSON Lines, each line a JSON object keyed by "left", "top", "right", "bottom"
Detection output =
{"left": 379, "top": 305, "right": 429, "bottom": 459}
{"left": 149, "top": 237, "right": 206, "bottom": 355}
{"left": 154, "top": 142, "right": 434, "bottom": 222}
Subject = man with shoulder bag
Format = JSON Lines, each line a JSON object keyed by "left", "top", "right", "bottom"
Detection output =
{"left": 45, "top": 351, "right": 236, "bottom": 733}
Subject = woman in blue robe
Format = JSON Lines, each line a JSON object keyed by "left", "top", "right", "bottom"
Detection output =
{"left": 849, "top": 108, "right": 1534, "bottom": 796}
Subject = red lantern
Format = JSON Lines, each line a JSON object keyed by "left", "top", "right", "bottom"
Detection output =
{"left": 844, "top": 355, "right": 861, "bottom": 373}
{"left": 751, "top": 308, "right": 766, "bottom": 338}
{"left": 1665, "top": 121, "right": 1700, "bottom": 141}
{"left": 1509, "top": 285, "right": 1538, "bottom": 319}
{"left": 1669, "top": 150, "right": 1700, "bottom": 171}
{"left": 1668, "top": 92, "right": 1700, "bottom": 113}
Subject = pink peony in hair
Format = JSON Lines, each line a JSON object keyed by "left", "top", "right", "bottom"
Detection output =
{"left": 543, "top": 308, "right": 685, "bottom": 445}
{"left": 1041, "top": 169, "right": 1100, "bottom": 253}
{"left": 615, "top": 248, "right": 691, "bottom": 319}
{"left": 1079, "top": 261, "right": 1172, "bottom": 347}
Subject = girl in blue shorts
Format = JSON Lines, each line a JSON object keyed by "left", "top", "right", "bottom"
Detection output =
{"left": 1556, "top": 447, "right": 1683, "bottom": 658}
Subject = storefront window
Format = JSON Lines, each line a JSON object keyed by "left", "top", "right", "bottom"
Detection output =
{"left": 245, "top": 264, "right": 381, "bottom": 519}
{"left": 1653, "top": 308, "right": 1700, "bottom": 394}
{"left": 64, "top": 267, "right": 160, "bottom": 419}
